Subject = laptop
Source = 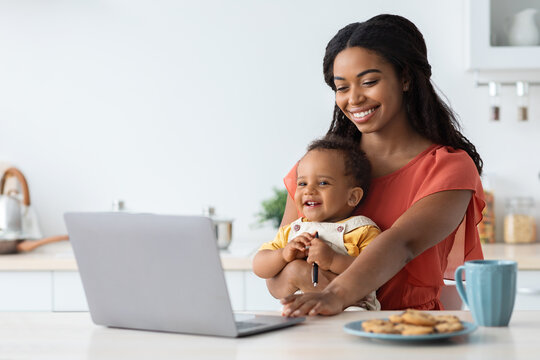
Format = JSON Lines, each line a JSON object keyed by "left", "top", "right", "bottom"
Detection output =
{"left": 64, "top": 212, "right": 305, "bottom": 337}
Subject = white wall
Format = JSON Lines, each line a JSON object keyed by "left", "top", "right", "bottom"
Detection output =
{"left": 1, "top": 0, "right": 539, "bottom": 243}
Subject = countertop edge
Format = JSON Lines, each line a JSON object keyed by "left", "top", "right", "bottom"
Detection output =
{"left": 1, "top": 242, "right": 540, "bottom": 272}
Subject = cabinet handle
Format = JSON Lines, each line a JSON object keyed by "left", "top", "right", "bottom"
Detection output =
{"left": 517, "top": 288, "right": 540, "bottom": 295}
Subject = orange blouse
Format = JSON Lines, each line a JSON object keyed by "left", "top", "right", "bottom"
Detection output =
{"left": 284, "top": 145, "right": 485, "bottom": 310}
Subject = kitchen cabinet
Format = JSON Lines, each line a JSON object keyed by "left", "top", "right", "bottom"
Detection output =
{"left": 6, "top": 269, "right": 536, "bottom": 312}
{"left": 244, "top": 272, "right": 282, "bottom": 311}
{"left": 0, "top": 269, "right": 280, "bottom": 312}
{"left": 0, "top": 272, "right": 52, "bottom": 311}
{"left": 223, "top": 271, "right": 245, "bottom": 311}
{"left": 52, "top": 271, "right": 88, "bottom": 311}
{"left": 467, "top": 0, "right": 540, "bottom": 70}
{"left": 2, "top": 242, "right": 539, "bottom": 312}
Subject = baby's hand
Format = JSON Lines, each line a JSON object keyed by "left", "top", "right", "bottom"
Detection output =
{"left": 282, "top": 232, "right": 315, "bottom": 263}
{"left": 306, "top": 237, "right": 335, "bottom": 270}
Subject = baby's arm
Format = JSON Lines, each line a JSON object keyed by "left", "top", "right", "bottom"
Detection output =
{"left": 306, "top": 238, "right": 354, "bottom": 275}
{"left": 252, "top": 233, "right": 313, "bottom": 279}
{"left": 252, "top": 249, "right": 289, "bottom": 279}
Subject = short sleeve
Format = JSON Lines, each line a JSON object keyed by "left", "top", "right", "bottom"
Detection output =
{"left": 259, "top": 225, "right": 292, "bottom": 251}
{"left": 411, "top": 147, "right": 483, "bottom": 207}
{"left": 404, "top": 147, "right": 485, "bottom": 284}
{"left": 343, "top": 225, "right": 381, "bottom": 257}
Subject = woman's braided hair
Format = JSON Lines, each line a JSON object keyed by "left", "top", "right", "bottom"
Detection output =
{"left": 306, "top": 134, "right": 371, "bottom": 198}
{"left": 322, "top": 14, "right": 483, "bottom": 175}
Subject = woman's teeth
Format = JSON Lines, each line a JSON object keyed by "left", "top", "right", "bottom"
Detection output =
{"left": 352, "top": 107, "right": 376, "bottom": 118}
{"left": 305, "top": 201, "right": 318, "bottom": 206}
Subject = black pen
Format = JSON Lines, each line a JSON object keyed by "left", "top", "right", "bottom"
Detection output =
{"left": 312, "top": 232, "right": 319, "bottom": 287}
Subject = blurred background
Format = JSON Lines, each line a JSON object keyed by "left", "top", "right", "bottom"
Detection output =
{"left": 0, "top": 0, "right": 538, "bottom": 244}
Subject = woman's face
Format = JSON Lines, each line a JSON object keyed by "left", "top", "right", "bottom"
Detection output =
{"left": 332, "top": 46, "right": 408, "bottom": 134}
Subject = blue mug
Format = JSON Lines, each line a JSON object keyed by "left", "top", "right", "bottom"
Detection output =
{"left": 455, "top": 260, "right": 517, "bottom": 327}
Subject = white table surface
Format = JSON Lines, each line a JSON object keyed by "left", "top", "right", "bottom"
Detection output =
{"left": 1, "top": 310, "right": 538, "bottom": 360}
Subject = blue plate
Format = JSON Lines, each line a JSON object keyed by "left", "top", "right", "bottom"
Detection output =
{"left": 343, "top": 319, "right": 477, "bottom": 341}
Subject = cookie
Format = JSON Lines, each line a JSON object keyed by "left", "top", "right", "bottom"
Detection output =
{"left": 388, "top": 314, "right": 404, "bottom": 323}
{"left": 435, "top": 321, "right": 464, "bottom": 333}
{"left": 363, "top": 310, "right": 463, "bottom": 336}
{"left": 400, "top": 324, "right": 435, "bottom": 336}
{"left": 434, "top": 315, "right": 461, "bottom": 324}
{"left": 401, "top": 309, "right": 437, "bottom": 326}
{"left": 361, "top": 319, "right": 400, "bottom": 334}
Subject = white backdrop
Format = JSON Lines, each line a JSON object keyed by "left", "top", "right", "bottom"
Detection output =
{"left": 1, "top": 0, "right": 538, "bottom": 243}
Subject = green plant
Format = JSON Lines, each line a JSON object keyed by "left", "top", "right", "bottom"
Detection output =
{"left": 257, "top": 187, "right": 288, "bottom": 228}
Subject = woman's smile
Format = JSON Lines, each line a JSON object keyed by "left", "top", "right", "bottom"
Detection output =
{"left": 348, "top": 105, "right": 380, "bottom": 124}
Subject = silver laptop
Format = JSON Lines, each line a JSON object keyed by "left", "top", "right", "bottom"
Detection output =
{"left": 64, "top": 212, "right": 305, "bottom": 337}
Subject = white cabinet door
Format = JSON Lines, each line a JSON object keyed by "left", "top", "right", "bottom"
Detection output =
{"left": 467, "top": 0, "right": 540, "bottom": 70}
{"left": 0, "top": 271, "right": 52, "bottom": 311}
{"left": 52, "top": 271, "right": 88, "bottom": 311}
{"left": 224, "top": 271, "right": 245, "bottom": 311}
{"left": 244, "top": 272, "right": 282, "bottom": 311}
{"left": 515, "top": 270, "right": 540, "bottom": 310}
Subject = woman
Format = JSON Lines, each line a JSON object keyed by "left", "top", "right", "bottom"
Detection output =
{"left": 280, "top": 14, "right": 484, "bottom": 315}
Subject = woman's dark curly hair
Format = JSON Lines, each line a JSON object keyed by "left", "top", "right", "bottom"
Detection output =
{"left": 323, "top": 14, "right": 483, "bottom": 175}
{"left": 305, "top": 134, "right": 371, "bottom": 197}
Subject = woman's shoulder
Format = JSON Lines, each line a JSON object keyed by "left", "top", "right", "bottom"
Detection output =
{"left": 373, "top": 144, "right": 478, "bottom": 184}
{"left": 410, "top": 145, "right": 482, "bottom": 195}
{"left": 410, "top": 144, "right": 478, "bottom": 175}
{"left": 423, "top": 144, "right": 475, "bottom": 163}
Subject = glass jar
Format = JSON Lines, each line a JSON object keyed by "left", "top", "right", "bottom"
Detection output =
{"left": 504, "top": 197, "right": 537, "bottom": 243}
{"left": 478, "top": 190, "right": 495, "bottom": 243}
{"left": 478, "top": 176, "right": 495, "bottom": 244}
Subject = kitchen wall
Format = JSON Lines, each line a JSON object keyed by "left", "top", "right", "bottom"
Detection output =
{"left": 1, "top": 0, "right": 539, "bottom": 243}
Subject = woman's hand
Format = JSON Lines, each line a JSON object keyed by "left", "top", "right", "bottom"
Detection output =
{"left": 282, "top": 232, "right": 314, "bottom": 263}
{"left": 280, "top": 290, "right": 346, "bottom": 317}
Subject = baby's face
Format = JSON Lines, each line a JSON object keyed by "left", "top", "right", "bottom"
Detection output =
{"left": 294, "top": 149, "right": 363, "bottom": 223}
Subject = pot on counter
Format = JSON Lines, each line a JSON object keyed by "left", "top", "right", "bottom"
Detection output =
{"left": 203, "top": 206, "right": 233, "bottom": 250}
{"left": 0, "top": 167, "right": 69, "bottom": 254}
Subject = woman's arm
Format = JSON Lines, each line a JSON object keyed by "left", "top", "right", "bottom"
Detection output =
{"left": 281, "top": 189, "right": 473, "bottom": 316}
{"left": 280, "top": 195, "right": 298, "bottom": 227}
{"left": 328, "top": 253, "right": 355, "bottom": 274}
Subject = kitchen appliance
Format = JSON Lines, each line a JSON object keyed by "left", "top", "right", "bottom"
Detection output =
{"left": 203, "top": 206, "right": 233, "bottom": 250}
{"left": 0, "top": 167, "right": 68, "bottom": 254}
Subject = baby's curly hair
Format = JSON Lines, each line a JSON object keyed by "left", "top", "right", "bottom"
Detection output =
{"left": 306, "top": 134, "right": 371, "bottom": 195}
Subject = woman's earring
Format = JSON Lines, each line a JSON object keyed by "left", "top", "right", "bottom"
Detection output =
{"left": 403, "top": 83, "right": 409, "bottom": 91}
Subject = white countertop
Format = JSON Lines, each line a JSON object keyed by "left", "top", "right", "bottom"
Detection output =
{"left": 1, "top": 310, "right": 538, "bottom": 359}
{"left": 2, "top": 241, "right": 540, "bottom": 271}
{"left": 481, "top": 243, "right": 540, "bottom": 270}
{"left": 0, "top": 240, "right": 257, "bottom": 271}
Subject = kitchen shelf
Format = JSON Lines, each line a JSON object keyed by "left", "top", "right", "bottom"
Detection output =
{"left": 466, "top": 0, "right": 540, "bottom": 70}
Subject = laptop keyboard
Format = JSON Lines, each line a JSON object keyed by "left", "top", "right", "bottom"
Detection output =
{"left": 236, "top": 321, "right": 265, "bottom": 331}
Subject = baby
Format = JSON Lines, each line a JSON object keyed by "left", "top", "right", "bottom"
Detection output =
{"left": 252, "top": 135, "right": 381, "bottom": 310}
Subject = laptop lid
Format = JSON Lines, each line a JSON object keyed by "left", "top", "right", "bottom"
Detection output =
{"left": 64, "top": 212, "right": 304, "bottom": 337}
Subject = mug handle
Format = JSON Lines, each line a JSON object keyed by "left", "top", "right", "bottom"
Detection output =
{"left": 454, "top": 265, "right": 468, "bottom": 307}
